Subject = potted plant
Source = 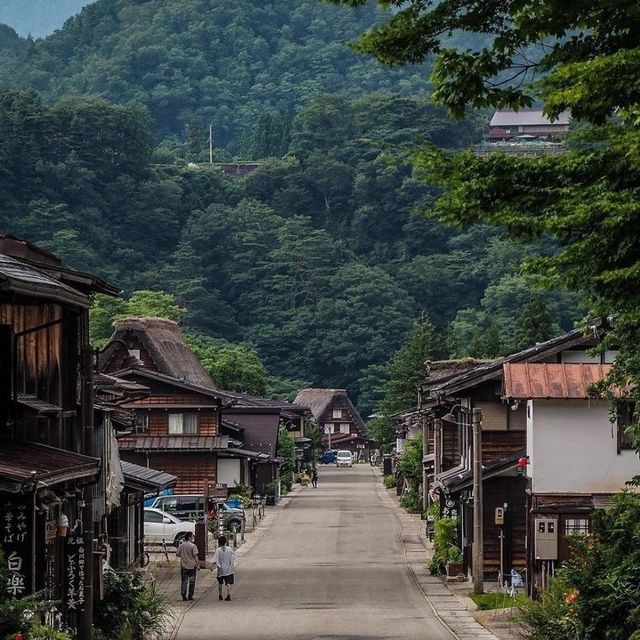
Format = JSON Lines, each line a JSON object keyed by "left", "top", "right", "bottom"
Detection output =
{"left": 445, "top": 545, "right": 464, "bottom": 579}
{"left": 264, "top": 481, "right": 277, "bottom": 506}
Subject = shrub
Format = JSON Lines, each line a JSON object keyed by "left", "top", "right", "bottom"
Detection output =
{"left": 400, "top": 486, "right": 422, "bottom": 513}
{"left": 383, "top": 474, "right": 396, "bottom": 488}
{"left": 29, "top": 625, "right": 71, "bottom": 640}
{"left": 94, "top": 570, "right": 170, "bottom": 640}
{"left": 429, "top": 516, "right": 459, "bottom": 575}
{"left": 518, "top": 576, "right": 582, "bottom": 640}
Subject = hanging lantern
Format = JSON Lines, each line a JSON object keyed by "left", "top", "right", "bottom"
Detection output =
{"left": 517, "top": 456, "right": 529, "bottom": 475}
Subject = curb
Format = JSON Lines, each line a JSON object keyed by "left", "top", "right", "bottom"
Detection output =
{"left": 372, "top": 468, "right": 501, "bottom": 640}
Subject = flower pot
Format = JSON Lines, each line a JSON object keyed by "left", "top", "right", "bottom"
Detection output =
{"left": 446, "top": 561, "right": 464, "bottom": 579}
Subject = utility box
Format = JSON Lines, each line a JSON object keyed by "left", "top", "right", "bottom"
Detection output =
{"left": 495, "top": 507, "right": 505, "bottom": 526}
{"left": 534, "top": 518, "right": 558, "bottom": 560}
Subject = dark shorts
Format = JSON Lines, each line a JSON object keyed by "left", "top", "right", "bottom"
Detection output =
{"left": 217, "top": 573, "right": 234, "bottom": 585}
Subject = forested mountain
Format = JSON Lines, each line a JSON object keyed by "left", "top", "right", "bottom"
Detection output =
{"left": 0, "top": 0, "right": 426, "bottom": 148}
{"left": 0, "top": 90, "right": 582, "bottom": 414}
{"left": 0, "top": 0, "right": 91, "bottom": 38}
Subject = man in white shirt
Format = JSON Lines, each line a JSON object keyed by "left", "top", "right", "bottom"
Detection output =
{"left": 212, "top": 535, "right": 236, "bottom": 601}
{"left": 176, "top": 532, "right": 199, "bottom": 601}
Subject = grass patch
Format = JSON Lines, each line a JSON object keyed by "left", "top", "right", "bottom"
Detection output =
{"left": 470, "top": 591, "right": 529, "bottom": 611}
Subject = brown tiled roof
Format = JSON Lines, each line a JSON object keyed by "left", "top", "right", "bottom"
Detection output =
{"left": 503, "top": 363, "right": 613, "bottom": 399}
{"left": 101, "top": 317, "right": 215, "bottom": 389}
{"left": 117, "top": 435, "right": 228, "bottom": 451}
{"left": 0, "top": 441, "right": 99, "bottom": 492}
{"left": 121, "top": 461, "right": 177, "bottom": 492}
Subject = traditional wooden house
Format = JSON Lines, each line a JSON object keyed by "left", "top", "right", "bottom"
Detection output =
{"left": 293, "top": 388, "right": 369, "bottom": 459}
{"left": 421, "top": 323, "right": 625, "bottom": 589}
{"left": 0, "top": 234, "right": 119, "bottom": 637}
{"left": 99, "top": 318, "right": 302, "bottom": 497}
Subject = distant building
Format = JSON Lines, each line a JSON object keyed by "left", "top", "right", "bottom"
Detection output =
{"left": 488, "top": 108, "right": 570, "bottom": 141}
{"left": 294, "top": 388, "right": 369, "bottom": 458}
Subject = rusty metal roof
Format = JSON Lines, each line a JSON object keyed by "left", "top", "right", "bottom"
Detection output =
{"left": 0, "top": 440, "right": 100, "bottom": 492}
{"left": 117, "top": 435, "right": 228, "bottom": 452}
{"left": 503, "top": 363, "right": 612, "bottom": 399}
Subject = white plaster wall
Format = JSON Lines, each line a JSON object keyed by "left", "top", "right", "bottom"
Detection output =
{"left": 218, "top": 458, "right": 241, "bottom": 489}
{"left": 529, "top": 399, "right": 640, "bottom": 493}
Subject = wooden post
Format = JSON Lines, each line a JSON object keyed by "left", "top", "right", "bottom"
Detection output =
{"left": 472, "top": 407, "right": 484, "bottom": 594}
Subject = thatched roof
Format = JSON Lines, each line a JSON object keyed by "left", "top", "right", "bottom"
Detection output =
{"left": 100, "top": 317, "right": 215, "bottom": 389}
{"left": 293, "top": 388, "right": 366, "bottom": 433}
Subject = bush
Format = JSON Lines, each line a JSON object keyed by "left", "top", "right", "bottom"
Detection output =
{"left": 518, "top": 576, "right": 582, "bottom": 640}
{"left": 429, "top": 516, "right": 460, "bottom": 575}
{"left": 29, "top": 625, "right": 71, "bottom": 640}
{"left": 94, "top": 570, "right": 170, "bottom": 640}
{"left": 400, "top": 486, "right": 422, "bottom": 513}
{"left": 383, "top": 474, "right": 396, "bottom": 488}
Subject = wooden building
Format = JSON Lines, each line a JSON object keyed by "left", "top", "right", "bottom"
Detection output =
{"left": 420, "top": 321, "right": 639, "bottom": 593}
{"left": 488, "top": 108, "right": 570, "bottom": 141}
{"left": 99, "top": 318, "right": 307, "bottom": 497}
{"left": 0, "top": 235, "right": 119, "bottom": 637}
{"left": 294, "top": 388, "right": 369, "bottom": 459}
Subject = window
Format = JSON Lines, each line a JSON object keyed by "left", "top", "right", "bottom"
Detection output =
{"left": 565, "top": 518, "right": 589, "bottom": 536}
{"left": 144, "top": 510, "right": 163, "bottom": 523}
{"left": 324, "top": 424, "right": 333, "bottom": 435}
{"left": 340, "top": 423, "right": 350, "bottom": 434}
{"left": 617, "top": 402, "right": 636, "bottom": 453}
{"left": 168, "top": 413, "right": 198, "bottom": 434}
{"left": 332, "top": 408, "right": 342, "bottom": 419}
{"left": 135, "top": 411, "right": 149, "bottom": 434}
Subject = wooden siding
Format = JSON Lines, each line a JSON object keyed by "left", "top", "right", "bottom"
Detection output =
{"left": 482, "top": 431, "right": 526, "bottom": 464}
{"left": 482, "top": 476, "right": 527, "bottom": 578}
{"left": 441, "top": 423, "right": 461, "bottom": 470}
{"left": 147, "top": 453, "right": 216, "bottom": 494}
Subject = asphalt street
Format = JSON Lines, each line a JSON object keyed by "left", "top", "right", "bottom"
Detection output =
{"left": 176, "top": 464, "right": 455, "bottom": 640}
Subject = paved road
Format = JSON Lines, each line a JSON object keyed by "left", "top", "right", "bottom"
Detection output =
{"left": 177, "top": 465, "right": 454, "bottom": 640}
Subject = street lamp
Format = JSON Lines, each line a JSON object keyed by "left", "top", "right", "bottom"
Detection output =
{"left": 442, "top": 404, "right": 484, "bottom": 594}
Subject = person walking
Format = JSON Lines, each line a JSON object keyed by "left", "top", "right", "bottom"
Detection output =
{"left": 176, "top": 532, "right": 199, "bottom": 601}
{"left": 311, "top": 467, "right": 318, "bottom": 488}
{"left": 212, "top": 535, "right": 236, "bottom": 601}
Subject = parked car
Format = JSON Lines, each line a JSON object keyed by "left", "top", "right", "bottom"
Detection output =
{"left": 148, "top": 494, "right": 246, "bottom": 532}
{"left": 319, "top": 450, "right": 338, "bottom": 464}
{"left": 336, "top": 450, "right": 353, "bottom": 467}
{"left": 143, "top": 508, "right": 197, "bottom": 547}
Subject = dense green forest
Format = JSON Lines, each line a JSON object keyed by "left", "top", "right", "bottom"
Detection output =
{"left": 0, "top": 1, "right": 91, "bottom": 38}
{"left": 0, "top": 0, "right": 427, "bottom": 148}
{"left": 0, "top": 89, "right": 581, "bottom": 415}
{"left": 0, "top": 0, "right": 583, "bottom": 417}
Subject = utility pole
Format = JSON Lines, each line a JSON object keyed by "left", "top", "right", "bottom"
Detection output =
{"left": 472, "top": 407, "right": 484, "bottom": 594}
{"left": 422, "top": 415, "right": 429, "bottom": 512}
{"left": 209, "top": 124, "right": 213, "bottom": 165}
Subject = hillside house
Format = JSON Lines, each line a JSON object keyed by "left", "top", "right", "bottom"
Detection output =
{"left": 0, "top": 235, "right": 119, "bottom": 635}
{"left": 294, "top": 388, "right": 369, "bottom": 459}
{"left": 488, "top": 108, "right": 571, "bottom": 141}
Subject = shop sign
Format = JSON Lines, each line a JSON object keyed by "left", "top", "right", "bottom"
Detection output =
{"left": 0, "top": 500, "right": 32, "bottom": 596}
{"left": 64, "top": 534, "right": 87, "bottom": 612}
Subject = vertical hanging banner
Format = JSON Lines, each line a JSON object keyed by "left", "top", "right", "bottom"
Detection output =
{"left": 0, "top": 499, "right": 32, "bottom": 597}
{"left": 64, "top": 534, "right": 87, "bottom": 613}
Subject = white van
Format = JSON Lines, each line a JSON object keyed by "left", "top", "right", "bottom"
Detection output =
{"left": 336, "top": 450, "right": 353, "bottom": 468}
